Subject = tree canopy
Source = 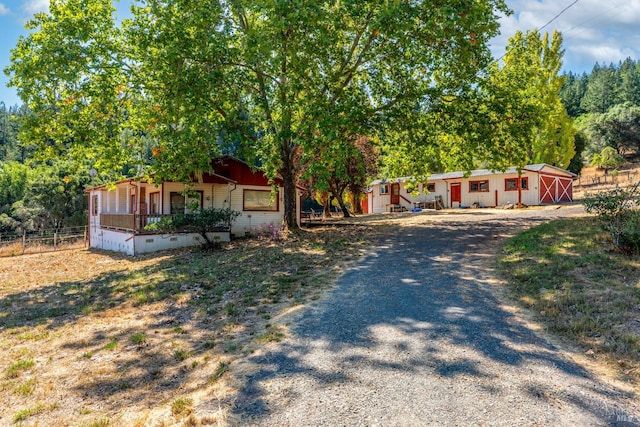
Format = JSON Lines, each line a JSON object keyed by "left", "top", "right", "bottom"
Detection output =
{"left": 6, "top": 0, "right": 509, "bottom": 228}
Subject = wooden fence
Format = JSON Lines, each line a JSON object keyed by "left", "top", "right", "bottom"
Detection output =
{"left": 0, "top": 226, "right": 88, "bottom": 258}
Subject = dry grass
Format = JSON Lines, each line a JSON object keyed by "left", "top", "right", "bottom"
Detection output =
{"left": 2, "top": 208, "right": 639, "bottom": 424}
{"left": 499, "top": 216, "right": 640, "bottom": 386}
{"left": 0, "top": 224, "right": 377, "bottom": 426}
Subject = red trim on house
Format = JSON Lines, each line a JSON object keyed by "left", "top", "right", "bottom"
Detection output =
{"left": 450, "top": 183, "right": 461, "bottom": 207}
{"left": 242, "top": 189, "right": 280, "bottom": 212}
{"left": 390, "top": 183, "right": 400, "bottom": 204}
{"left": 504, "top": 177, "right": 529, "bottom": 191}
{"left": 469, "top": 180, "right": 489, "bottom": 192}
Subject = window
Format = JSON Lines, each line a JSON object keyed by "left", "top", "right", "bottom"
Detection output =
{"left": 380, "top": 184, "right": 389, "bottom": 195}
{"left": 505, "top": 177, "right": 529, "bottom": 191}
{"left": 92, "top": 195, "right": 98, "bottom": 216}
{"left": 426, "top": 183, "right": 436, "bottom": 193}
{"left": 150, "top": 192, "right": 160, "bottom": 214}
{"left": 170, "top": 191, "right": 202, "bottom": 214}
{"left": 170, "top": 192, "right": 185, "bottom": 214}
{"left": 469, "top": 180, "right": 489, "bottom": 192}
{"left": 243, "top": 189, "right": 278, "bottom": 211}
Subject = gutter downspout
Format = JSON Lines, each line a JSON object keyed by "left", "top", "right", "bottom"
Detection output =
{"left": 228, "top": 183, "right": 237, "bottom": 235}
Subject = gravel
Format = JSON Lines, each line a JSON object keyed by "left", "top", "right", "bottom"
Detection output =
{"left": 232, "top": 206, "right": 640, "bottom": 426}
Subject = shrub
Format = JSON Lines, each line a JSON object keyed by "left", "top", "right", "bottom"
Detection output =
{"left": 253, "top": 223, "right": 283, "bottom": 241}
{"left": 583, "top": 184, "right": 640, "bottom": 253}
{"left": 144, "top": 208, "right": 241, "bottom": 247}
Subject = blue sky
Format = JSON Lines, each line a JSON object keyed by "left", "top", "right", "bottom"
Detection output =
{"left": 1, "top": 0, "right": 639, "bottom": 107}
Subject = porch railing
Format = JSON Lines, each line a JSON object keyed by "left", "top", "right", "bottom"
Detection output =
{"left": 99, "top": 213, "right": 230, "bottom": 234}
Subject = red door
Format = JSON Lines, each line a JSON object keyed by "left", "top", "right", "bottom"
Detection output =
{"left": 390, "top": 183, "right": 400, "bottom": 205}
{"left": 540, "top": 175, "right": 573, "bottom": 203}
{"left": 450, "top": 183, "right": 461, "bottom": 207}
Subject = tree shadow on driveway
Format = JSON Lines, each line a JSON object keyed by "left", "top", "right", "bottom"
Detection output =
{"left": 233, "top": 218, "right": 639, "bottom": 426}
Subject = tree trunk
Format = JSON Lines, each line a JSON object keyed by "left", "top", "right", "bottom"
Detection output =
{"left": 337, "top": 195, "right": 351, "bottom": 218}
{"left": 280, "top": 162, "right": 298, "bottom": 230}
{"left": 323, "top": 199, "right": 331, "bottom": 218}
{"left": 349, "top": 189, "right": 363, "bottom": 214}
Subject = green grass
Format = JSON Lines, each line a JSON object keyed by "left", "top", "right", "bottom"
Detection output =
{"left": 102, "top": 338, "right": 118, "bottom": 351}
{"left": 173, "top": 349, "right": 191, "bottom": 361}
{"left": 170, "top": 397, "right": 193, "bottom": 417}
{"left": 498, "top": 217, "right": 640, "bottom": 383}
{"left": 13, "top": 378, "right": 36, "bottom": 396}
{"left": 13, "top": 403, "right": 45, "bottom": 422}
{"left": 130, "top": 333, "right": 147, "bottom": 345}
{"left": 5, "top": 359, "right": 35, "bottom": 379}
{"left": 208, "top": 362, "right": 228, "bottom": 384}
{"left": 256, "top": 325, "right": 285, "bottom": 343}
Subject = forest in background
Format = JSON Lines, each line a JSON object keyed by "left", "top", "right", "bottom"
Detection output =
{"left": 0, "top": 103, "right": 89, "bottom": 235}
{"left": 2, "top": 56, "right": 640, "bottom": 234}
{"left": 560, "top": 58, "right": 640, "bottom": 164}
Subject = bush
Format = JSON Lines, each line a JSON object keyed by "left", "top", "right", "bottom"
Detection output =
{"left": 583, "top": 185, "right": 640, "bottom": 253}
{"left": 253, "top": 223, "right": 283, "bottom": 241}
{"left": 144, "top": 208, "right": 241, "bottom": 233}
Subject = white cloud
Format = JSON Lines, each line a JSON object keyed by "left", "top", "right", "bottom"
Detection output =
{"left": 492, "top": 0, "right": 640, "bottom": 73}
{"left": 22, "top": 0, "right": 49, "bottom": 15}
{"left": 0, "top": 3, "right": 9, "bottom": 15}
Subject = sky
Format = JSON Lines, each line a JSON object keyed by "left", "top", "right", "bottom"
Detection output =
{"left": 1, "top": 0, "right": 639, "bottom": 107}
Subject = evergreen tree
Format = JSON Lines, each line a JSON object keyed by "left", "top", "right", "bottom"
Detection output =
{"left": 581, "top": 63, "right": 618, "bottom": 113}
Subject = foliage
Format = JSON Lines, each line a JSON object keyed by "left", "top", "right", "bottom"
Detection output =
{"left": 580, "top": 63, "right": 620, "bottom": 114}
{"left": 252, "top": 223, "right": 283, "bottom": 242}
{"left": 0, "top": 159, "right": 90, "bottom": 232}
{"left": 0, "top": 103, "right": 32, "bottom": 162}
{"left": 306, "top": 135, "right": 379, "bottom": 217}
{"left": 580, "top": 102, "right": 640, "bottom": 157}
{"left": 583, "top": 184, "right": 640, "bottom": 253}
{"left": 482, "top": 30, "right": 575, "bottom": 171}
{"left": 144, "top": 207, "right": 241, "bottom": 246}
{"left": 589, "top": 146, "right": 625, "bottom": 172}
{"left": 7, "top": 0, "right": 509, "bottom": 230}
{"left": 566, "top": 130, "right": 586, "bottom": 175}
{"left": 560, "top": 58, "right": 640, "bottom": 161}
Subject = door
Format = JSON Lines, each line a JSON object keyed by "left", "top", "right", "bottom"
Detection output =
{"left": 540, "top": 175, "right": 573, "bottom": 203}
{"left": 450, "top": 183, "right": 461, "bottom": 207}
{"left": 390, "top": 183, "right": 400, "bottom": 205}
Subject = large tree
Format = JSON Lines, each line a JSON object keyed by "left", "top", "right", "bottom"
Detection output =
{"left": 7, "top": 0, "right": 508, "bottom": 229}
{"left": 482, "top": 30, "right": 575, "bottom": 170}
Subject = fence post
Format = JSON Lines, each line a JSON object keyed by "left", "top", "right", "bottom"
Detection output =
{"left": 54, "top": 232, "right": 57, "bottom": 250}
{"left": 22, "top": 231, "right": 26, "bottom": 255}
{"left": 84, "top": 226, "right": 87, "bottom": 248}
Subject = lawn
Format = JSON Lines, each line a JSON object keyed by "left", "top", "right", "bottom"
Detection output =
{"left": 498, "top": 216, "right": 640, "bottom": 386}
{"left": 0, "top": 224, "right": 375, "bottom": 426}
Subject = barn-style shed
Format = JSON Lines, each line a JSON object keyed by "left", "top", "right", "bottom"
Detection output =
{"left": 366, "top": 164, "right": 576, "bottom": 214}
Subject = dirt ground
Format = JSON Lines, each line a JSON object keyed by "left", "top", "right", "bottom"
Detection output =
{"left": 0, "top": 205, "right": 636, "bottom": 426}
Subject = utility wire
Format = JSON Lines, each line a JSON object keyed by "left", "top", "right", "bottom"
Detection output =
{"left": 539, "top": 0, "right": 580, "bottom": 31}
{"left": 491, "top": 0, "right": 581, "bottom": 67}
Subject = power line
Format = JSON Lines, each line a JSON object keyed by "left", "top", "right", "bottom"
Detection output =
{"left": 539, "top": 0, "right": 581, "bottom": 32}
{"left": 491, "top": 0, "right": 581, "bottom": 67}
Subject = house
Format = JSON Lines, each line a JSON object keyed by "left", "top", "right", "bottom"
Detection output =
{"left": 86, "top": 156, "right": 303, "bottom": 255}
{"left": 366, "top": 164, "right": 576, "bottom": 214}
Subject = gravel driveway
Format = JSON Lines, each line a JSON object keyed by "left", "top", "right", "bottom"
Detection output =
{"left": 232, "top": 207, "right": 640, "bottom": 426}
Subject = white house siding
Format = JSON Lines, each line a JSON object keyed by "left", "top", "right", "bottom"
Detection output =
{"left": 447, "top": 171, "right": 538, "bottom": 208}
{"left": 369, "top": 180, "right": 449, "bottom": 214}
{"left": 132, "top": 232, "right": 230, "bottom": 254}
{"left": 230, "top": 185, "right": 284, "bottom": 237}
{"left": 368, "top": 165, "right": 575, "bottom": 211}
{"left": 89, "top": 228, "right": 135, "bottom": 255}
